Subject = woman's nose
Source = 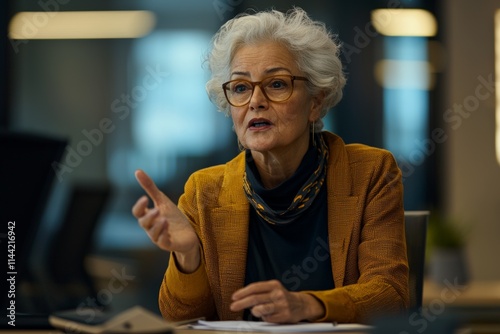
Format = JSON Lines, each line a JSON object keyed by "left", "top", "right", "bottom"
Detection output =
{"left": 248, "top": 85, "right": 269, "bottom": 110}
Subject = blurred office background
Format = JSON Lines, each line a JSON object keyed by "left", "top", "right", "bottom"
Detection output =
{"left": 1, "top": 0, "right": 499, "bottom": 315}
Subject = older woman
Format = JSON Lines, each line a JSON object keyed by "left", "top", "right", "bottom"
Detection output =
{"left": 132, "top": 7, "right": 408, "bottom": 324}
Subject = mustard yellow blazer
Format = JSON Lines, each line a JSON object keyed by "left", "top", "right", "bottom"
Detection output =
{"left": 159, "top": 132, "right": 409, "bottom": 323}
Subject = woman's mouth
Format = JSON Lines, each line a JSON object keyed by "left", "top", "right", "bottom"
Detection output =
{"left": 248, "top": 118, "right": 272, "bottom": 129}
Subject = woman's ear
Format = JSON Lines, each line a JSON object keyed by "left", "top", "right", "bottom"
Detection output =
{"left": 309, "top": 90, "right": 326, "bottom": 122}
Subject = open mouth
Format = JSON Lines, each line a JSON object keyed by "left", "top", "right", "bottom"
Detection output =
{"left": 249, "top": 118, "right": 272, "bottom": 128}
{"left": 252, "top": 121, "right": 270, "bottom": 128}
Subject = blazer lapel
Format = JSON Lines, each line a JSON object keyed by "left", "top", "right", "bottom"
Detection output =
{"left": 324, "top": 133, "right": 360, "bottom": 288}
{"left": 328, "top": 195, "right": 359, "bottom": 287}
{"left": 209, "top": 153, "right": 249, "bottom": 319}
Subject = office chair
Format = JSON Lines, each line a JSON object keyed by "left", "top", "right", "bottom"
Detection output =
{"left": 45, "top": 183, "right": 110, "bottom": 311}
{"left": 404, "top": 211, "right": 429, "bottom": 311}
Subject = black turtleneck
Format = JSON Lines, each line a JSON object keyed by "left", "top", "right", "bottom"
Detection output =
{"left": 243, "top": 142, "right": 334, "bottom": 319}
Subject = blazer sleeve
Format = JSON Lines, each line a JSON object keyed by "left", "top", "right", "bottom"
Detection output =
{"left": 158, "top": 174, "right": 217, "bottom": 321}
{"left": 159, "top": 253, "right": 214, "bottom": 320}
{"left": 305, "top": 149, "right": 409, "bottom": 323}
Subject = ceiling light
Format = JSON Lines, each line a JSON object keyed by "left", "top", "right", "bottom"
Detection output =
{"left": 371, "top": 9, "right": 437, "bottom": 37}
{"left": 9, "top": 10, "right": 156, "bottom": 40}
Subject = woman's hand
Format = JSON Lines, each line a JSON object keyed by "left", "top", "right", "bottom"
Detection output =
{"left": 132, "top": 169, "right": 200, "bottom": 273}
{"left": 230, "top": 280, "right": 325, "bottom": 323}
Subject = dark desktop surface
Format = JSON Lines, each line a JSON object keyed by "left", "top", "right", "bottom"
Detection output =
{"left": 1, "top": 313, "right": 53, "bottom": 329}
{"left": 1, "top": 307, "right": 500, "bottom": 332}
{"left": 371, "top": 306, "right": 500, "bottom": 333}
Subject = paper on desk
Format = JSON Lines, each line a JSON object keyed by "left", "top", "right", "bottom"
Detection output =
{"left": 189, "top": 320, "right": 372, "bottom": 332}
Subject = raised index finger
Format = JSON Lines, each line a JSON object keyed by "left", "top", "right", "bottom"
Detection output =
{"left": 135, "top": 169, "right": 163, "bottom": 205}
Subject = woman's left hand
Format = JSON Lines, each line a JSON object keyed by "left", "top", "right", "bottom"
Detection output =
{"left": 230, "top": 280, "right": 325, "bottom": 323}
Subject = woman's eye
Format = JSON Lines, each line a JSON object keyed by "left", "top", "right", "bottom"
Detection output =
{"left": 269, "top": 80, "right": 287, "bottom": 89}
{"left": 233, "top": 83, "right": 250, "bottom": 93}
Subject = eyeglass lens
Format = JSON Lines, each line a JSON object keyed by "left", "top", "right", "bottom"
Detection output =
{"left": 225, "top": 75, "right": 295, "bottom": 106}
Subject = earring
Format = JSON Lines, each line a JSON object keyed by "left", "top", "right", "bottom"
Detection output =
{"left": 311, "top": 121, "right": 316, "bottom": 147}
{"left": 237, "top": 139, "right": 245, "bottom": 151}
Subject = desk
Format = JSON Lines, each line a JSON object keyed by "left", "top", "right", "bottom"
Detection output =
{"left": 5, "top": 283, "right": 500, "bottom": 334}
{"left": 422, "top": 280, "right": 500, "bottom": 333}
{"left": 423, "top": 280, "right": 500, "bottom": 307}
{"left": 7, "top": 323, "right": 500, "bottom": 334}
{"left": 1, "top": 330, "right": 368, "bottom": 334}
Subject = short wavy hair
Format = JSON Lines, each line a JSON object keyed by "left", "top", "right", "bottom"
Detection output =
{"left": 204, "top": 7, "right": 346, "bottom": 131}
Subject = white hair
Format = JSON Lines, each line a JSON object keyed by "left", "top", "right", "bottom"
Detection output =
{"left": 204, "top": 7, "right": 346, "bottom": 131}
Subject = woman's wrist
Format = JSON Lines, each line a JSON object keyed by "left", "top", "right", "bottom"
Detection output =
{"left": 300, "top": 293, "right": 326, "bottom": 322}
{"left": 173, "top": 246, "right": 201, "bottom": 274}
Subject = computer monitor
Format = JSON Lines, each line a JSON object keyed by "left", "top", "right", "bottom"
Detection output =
{"left": 0, "top": 131, "right": 67, "bottom": 315}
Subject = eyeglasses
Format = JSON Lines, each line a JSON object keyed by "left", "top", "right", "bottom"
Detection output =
{"left": 222, "top": 75, "right": 309, "bottom": 107}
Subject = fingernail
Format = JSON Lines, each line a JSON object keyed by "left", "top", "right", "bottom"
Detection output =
{"left": 149, "top": 208, "right": 159, "bottom": 215}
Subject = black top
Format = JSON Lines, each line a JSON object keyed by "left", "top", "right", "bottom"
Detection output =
{"left": 243, "top": 143, "right": 334, "bottom": 319}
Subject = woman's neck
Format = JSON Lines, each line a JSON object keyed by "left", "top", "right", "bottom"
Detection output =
{"left": 250, "top": 137, "right": 310, "bottom": 189}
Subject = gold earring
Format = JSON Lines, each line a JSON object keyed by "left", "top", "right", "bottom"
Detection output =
{"left": 238, "top": 139, "right": 245, "bottom": 151}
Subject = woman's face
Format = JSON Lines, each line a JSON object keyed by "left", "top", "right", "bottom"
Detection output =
{"left": 229, "top": 41, "right": 323, "bottom": 155}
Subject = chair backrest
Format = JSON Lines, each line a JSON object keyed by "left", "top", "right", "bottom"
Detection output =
{"left": 404, "top": 211, "right": 429, "bottom": 311}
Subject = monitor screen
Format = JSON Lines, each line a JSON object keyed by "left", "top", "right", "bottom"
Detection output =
{"left": 0, "top": 131, "right": 67, "bottom": 314}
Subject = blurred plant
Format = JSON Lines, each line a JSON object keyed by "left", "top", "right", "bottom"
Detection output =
{"left": 427, "top": 213, "right": 467, "bottom": 250}
{"left": 426, "top": 212, "right": 470, "bottom": 285}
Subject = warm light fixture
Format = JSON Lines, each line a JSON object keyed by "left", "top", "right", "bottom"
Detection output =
{"left": 494, "top": 10, "right": 500, "bottom": 166}
{"left": 374, "top": 59, "right": 434, "bottom": 90}
{"left": 9, "top": 10, "right": 156, "bottom": 39}
{"left": 371, "top": 9, "right": 437, "bottom": 37}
